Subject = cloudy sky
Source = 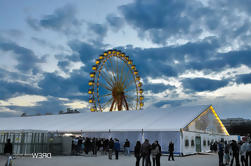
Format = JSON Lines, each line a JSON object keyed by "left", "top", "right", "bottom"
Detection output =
{"left": 0, "top": 0, "right": 251, "bottom": 119}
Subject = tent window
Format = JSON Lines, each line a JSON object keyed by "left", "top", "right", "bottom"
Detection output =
{"left": 207, "top": 140, "right": 210, "bottom": 146}
{"left": 203, "top": 140, "right": 206, "bottom": 146}
{"left": 185, "top": 139, "right": 189, "bottom": 147}
{"left": 191, "top": 140, "right": 195, "bottom": 146}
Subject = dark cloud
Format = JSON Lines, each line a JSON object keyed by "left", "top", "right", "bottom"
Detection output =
{"left": 106, "top": 14, "right": 124, "bottom": 31}
{"left": 57, "top": 60, "right": 71, "bottom": 73}
{"left": 68, "top": 40, "right": 103, "bottom": 67}
{"left": 182, "top": 78, "right": 229, "bottom": 92}
{"left": 115, "top": 37, "right": 219, "bottom": 78}
{"left": 119, "top": 0, "right": 200, "bottom": 44}
{"left": 87, "top": 23, "right": 108, "bottom": 40}
{"left": 0, "top": 80, "right": 39, "bottom": 99}
{"left": 0, "top": 40, "right": 45, "bottom": 74}
{"left": 27, "top": 4, "right": 81, "bottom": 33}
{"left": 120, "top": 0, "right": 251, "bottom": 44}
{"left": 187, "top": 49, "right": 251, "bottom": 72}
{"left": 26, "top": 17, "right": 41, "bottom": 31}
{"left": 236, "top": 73, "right": 251, "bottom": 84}
{"left": 38, "top": 68, "right": 89, "bottom": 99}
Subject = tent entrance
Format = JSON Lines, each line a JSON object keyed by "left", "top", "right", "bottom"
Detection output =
{"left": 195, "top": 136, "right": 201, "bottom": 152}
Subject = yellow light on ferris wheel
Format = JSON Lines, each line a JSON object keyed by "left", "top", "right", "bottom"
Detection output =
{"left": 128, "top": 60, "right": 133, "bottom": 65}
{"left": 90, "top": 72, "right": 95, "bottom": 78}
{"left": 88, "top": 80, "right": 94, "bottom": 86}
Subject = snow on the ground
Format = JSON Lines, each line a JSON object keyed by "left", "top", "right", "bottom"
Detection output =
{"left": 0, "top": 153, "right": 219, "bottom": 166}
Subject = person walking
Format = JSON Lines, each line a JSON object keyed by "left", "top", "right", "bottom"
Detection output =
{"left": 124, "top": 139, "right": 130, "bottom": 156}
{"left": 114, "top": 139, "right": 120, "bottom": 160}
{"left": 218, "top": 139, "right": 224, "bottom": 166}
{"left": 4, "top": 139, "right": 13, "bottom": 166}
{"left": 4, "top": 139, "right": 13, "bottom": 155}
{"left": 151, "top": 142, "right": 160, "bottom": 166}
{"left": 224, "top": 141, "right": 231, "bottom": 165}
{"left": 135, "top": 141, "right": 141, "bottom": 166}
{"left": 230, "top": 140, "right": 240, "bottom": 166}
{"left": 168, "top": 141, "right": 174, "bottom": 161}
{"left": 240, "top": 141, "right": 247, "bottom": 166}
{"left": 108, "top": 138, "right": 114, "bottom": 160}
{"left": 92, "top": 138, "right": 97, "bottom": 156}
{"left": 84, "top": 138, "right": 91, "bottom": 155}
{"left": 141, "top": 139, "right": 151, "bottom": 166}
{"left": 77, "top": 137, "right": 83, "bottom": 155}
{"left": 103, "top": 139, "right": 109, "bottom": 155}
{"left": 156, "top": 141, "right": 162, "bottom": 166}
{"left": 246, "top": 140, "right": 251, "bottom": 166}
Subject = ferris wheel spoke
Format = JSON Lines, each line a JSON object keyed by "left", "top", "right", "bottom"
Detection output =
{"left": 103, "top": 63, "right": 115, "bottom": 85}
{"left": 99, "top": 83, "right": 113, "bottom": 91}
{"left": 108, "top": 57, "right": 117, "bottom": 82}
{"left": 123, "top": 95, "right": 129, "bottom": 110}
{"left": 99, "top": 93, "right": 112, "bottom": 98}
{"left": 116, "top": 57, "right": 120, "bottom": 82}
{"left": 119, "top": 60, "right": 126, "bottom": 83}
{"left": 122, "top": 67, "right": 131, "bottom": 88}
{"left": 100, "top": 71, "right": 113, "bottom": 88}
{"left": 124, "top": 77, "right": 135, "bottom": 90}
{"left": 101, "top": 97, "right": 113, "bottom": 110}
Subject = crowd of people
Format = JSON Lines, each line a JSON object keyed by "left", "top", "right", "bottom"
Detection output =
{"left": 6, "top": 134, "right": 251, "bottom": 166}
{"left": 71, "top": 137, "right": 175, "bottom": 166}
{"left": 216, "top": 135, "right": 251, "bottom": 166}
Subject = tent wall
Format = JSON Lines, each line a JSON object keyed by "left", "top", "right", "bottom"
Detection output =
{"left": 181, "top": 131, "right": 238, "bottom": 155}
{"left": 0, "top": 130, "right": 48, "bottom": 155}
{"left": 84, "top": 131, "right": 181, "bottom": 154}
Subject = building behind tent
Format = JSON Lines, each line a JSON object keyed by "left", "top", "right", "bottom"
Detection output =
{"left": 0, "top": 105, "right": 238, "bottom": 155}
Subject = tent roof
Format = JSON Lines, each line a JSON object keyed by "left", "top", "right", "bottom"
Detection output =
{"left": 0, "top": 105, "right": 212, "bottom": 132}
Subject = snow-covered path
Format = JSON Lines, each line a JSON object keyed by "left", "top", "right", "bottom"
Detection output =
{"left": 0, "top": 153, "right": 220, "bottom": 166}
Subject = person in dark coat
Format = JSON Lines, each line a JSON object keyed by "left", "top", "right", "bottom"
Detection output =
{"left": 84, "top": 138, "right": 91, "bottom": 155}
{"left": 230, "top": 140, "right": 240, "bottom": 166}
{"left": 218, "top": 139, "right": 224, "bottom": 166}
{"left": 134, "top": 141, "right": 141, "bottom": 166}
{"left": 124, "top": 139, "right": 130, "bottom": 156}
{"left": 114, "top": 139, "right": 120, "bottom": 160}
{"left": 151, "top": 142, "right": 159, "bottom": 166}
{"left": 108, "top": 138, "right": 114, "bottom": 159}
{"left": 103, "top": 139, "right": 109, "bottom": 155}
{"left": 92, "top": 138, "right": 97, "bottom": 156}
{"left": 4, "top": 139, "right": 13, "bottom": 155}
{"left": 246, "top": 139, "right": 251, "bottom": 166}
{"left": 156, "top": 141, "right": 162, "bottom": 166}
{"left": 141, "top": 139, "right": 151, "bottom": 166}
{"left": 168, "top": 141, "right": 174, "bottom": 161}
{"left": 77, "top": 137, "right": 83, "bottom": 154}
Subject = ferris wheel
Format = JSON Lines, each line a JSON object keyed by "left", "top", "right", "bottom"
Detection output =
{"left": 88, "top": 50, "right": 144, "bottom": 112}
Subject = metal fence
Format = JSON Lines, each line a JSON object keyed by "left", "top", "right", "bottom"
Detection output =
{"left": 0, "top": 130, "right": 49, "bottom": 155}
{"left": 0, "top": 130, "right": 72, "bottom": 155}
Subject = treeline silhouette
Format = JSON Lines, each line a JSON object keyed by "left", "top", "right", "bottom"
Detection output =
{"left": 225, "top": 122, "right": 251, "bottom": 136}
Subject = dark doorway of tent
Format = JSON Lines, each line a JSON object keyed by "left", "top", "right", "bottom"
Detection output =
{"left": 195, "top": 136, "right": 201, "bottom": 152}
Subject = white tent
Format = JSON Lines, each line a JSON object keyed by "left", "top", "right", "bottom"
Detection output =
{"left": 0, "top": 105, "right": 234, "bottom": 155}
{"left": 0, "top": 105, "right": 211, "bottom": 132}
